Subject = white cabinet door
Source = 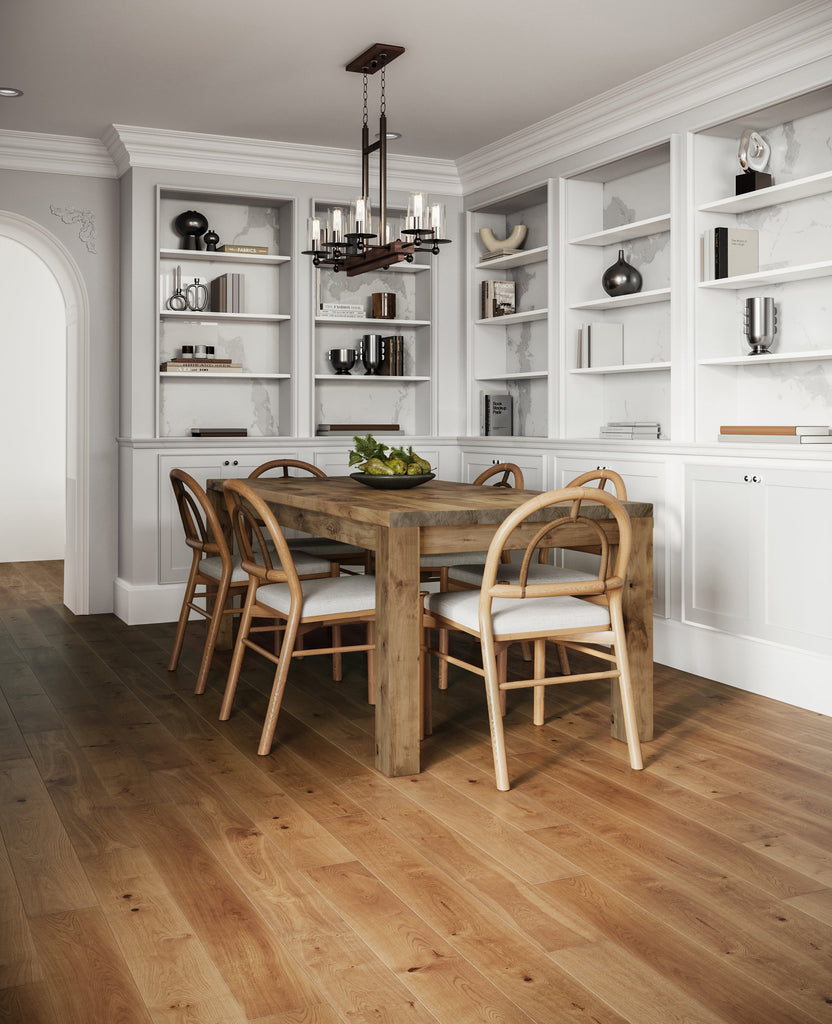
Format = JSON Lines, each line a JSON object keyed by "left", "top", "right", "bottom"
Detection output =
{"left": 459, "top": 449, "right": 546, "bottom": 490}
{"left": 554, "top": 453, "right": 668, "bottom": 617}
{"left": 684, "top": 462, "right": 832, "bottom": 654}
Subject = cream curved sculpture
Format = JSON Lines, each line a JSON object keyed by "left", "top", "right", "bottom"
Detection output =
{"left": 479, "top": 225, "right": 527, "bottom": 252}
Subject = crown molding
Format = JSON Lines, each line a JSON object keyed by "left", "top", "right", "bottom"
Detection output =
{"left": 103, "top": 125, "right": 463, "bottom": 196}
{"left": 456, "top": 0, "right": 832, "bottom": 194}
{"left": 0, "top": 129, "right": 117, "bottom": 178}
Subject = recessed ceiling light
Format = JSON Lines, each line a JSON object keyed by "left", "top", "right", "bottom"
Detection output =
{"left": 0, "top": 87, "right": 23, "bottom": 98}
{"left": 376, "top": 130, "right": 402, "bottom": 141}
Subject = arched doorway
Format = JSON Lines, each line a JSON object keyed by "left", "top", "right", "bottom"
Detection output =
{"left": 0, "top": 211, "right": 90, "bottom": 613}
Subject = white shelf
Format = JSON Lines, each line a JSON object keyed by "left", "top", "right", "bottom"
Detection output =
{"left": 159, "top": 248, "right": 289, "bottom": 266}
{"left": 160, "top": 372, "right": 290, "bottom": 379}
{"left": 315, "top": 374, "right": 430, "bottom": 382}
{"left": 698, "top": 260, "right": 832, "bottom": 289}
{"left": 571, "top": 287, "right": 671, "bottom": 311}
{"left": 570, "top": 361, "right": 671, "bottom": 375}
{"left": 474, "top": 308, "right": 548, "bottom": 327}
{"left": 699, "top": 170, "right": 832, "bottom": 215}
{"left": 475, "top": 245, "right": 548, "bottom": 270}
{"left": 699, "top": 348, "right": 832, "bottom": 366}
{"left": 569, "top": 214, "right": 671, "bottom": 246}
{"left": 316, "top": 317, "right": 431, "bottom": 328}
{"left": 160, "top": 311, "right": 290, "bottom": 324}
{"left": 474, "top": 371, "right": 548, "bottom": 382}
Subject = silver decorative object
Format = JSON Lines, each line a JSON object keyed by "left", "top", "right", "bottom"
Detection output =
{"left": 329, "top": 348, "right": 357, "bottom": 374}
{"left": 736, "top": 129, "right": 772, "bottom": 194}
{"left": 744, "top": 296, "right": 777, "bottom": 355}
{"left": 359, "top": 334, "right": 383, "bottom": 375}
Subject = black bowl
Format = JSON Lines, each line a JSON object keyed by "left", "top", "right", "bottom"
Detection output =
{"left": 350, "top": 472, "right": 435, "bottom": 489}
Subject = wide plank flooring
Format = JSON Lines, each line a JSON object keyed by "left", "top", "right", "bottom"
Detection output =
{"left": 1, "top": 560, "right": 831, "bottom": 1023}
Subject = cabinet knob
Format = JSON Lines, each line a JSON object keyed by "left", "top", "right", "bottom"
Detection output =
{"left": 743, "top": 473, "right": 762, "bottom": 484}
{"left": 233, "top": 459, "right": 239, "bottom": 466}
{"left": 223, "top": 460, "right": 230, "bottom": 467}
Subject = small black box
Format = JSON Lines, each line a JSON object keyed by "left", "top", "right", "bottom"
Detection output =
{"left": 735, "top": 170, "right": 773, "bottom": 195}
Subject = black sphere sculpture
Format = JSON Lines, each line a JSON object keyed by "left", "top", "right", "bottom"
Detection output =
{"left": 174, "top": 210, "right": 209, "bottom": 250}
{"left": 203, "top": 229, "right": 219, "bottom": 251}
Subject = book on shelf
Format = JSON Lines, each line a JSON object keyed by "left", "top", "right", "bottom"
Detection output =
{"left": 380, "top": 336, "right": 405, "bottom": 376}
{"left": 318, "top": 311, "right": 366, "bottom": 319}
{"left": 479, "top": 248, "right": 523, "bottom": 262}
{"left": 218, "top": 244, "right": 269, "bottom": 255}
{"left": 161, "top": 362, "right": 243, "bottom": 373}
{"left": 718, "top": 424, "right": 830, "bottom": 443}
{"left": 719, "top": 425, "right": 829, "bottom": 436}
{"left": 190, "top": 427, "right": 248, "bottom": 437}
{"left": 582, "top": 322, "right": 623, "bottom": 368}
{"left": 481, "top": 393, "right": 513, "bottom": 436}
{"left": 481, "top": 280, "right": 516, "bottom": 318}
{"left": 701, "top": 228, "right": 759, "bottom": 280}
{"left": 320, "top": 302, "right": 365, "bottom": 312}
{"left": 209, "top": 273, "right": 244, "bottom": 313}
{"left": 316, "top": 423, "right": 402, "bottom": 435}
{"left": 164, "top": 357, "right": 233, "bottom": 366}
{"left": 601, "top": 420, "right": 661, "bottom": 439}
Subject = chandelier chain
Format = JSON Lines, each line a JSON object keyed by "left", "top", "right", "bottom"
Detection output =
{"left": 362, "top": 73, "right": 368, "bottom": 128}
{"left": 380, "top": 66, "right": 386, "bottom": 116}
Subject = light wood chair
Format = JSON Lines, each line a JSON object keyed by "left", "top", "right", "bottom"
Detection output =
{"left": 167, "top": 469, "right": 332, "bottom": 697}
{"left": 422, "top": 486, "right": 644, "bottom": 790}
{"left": 221, "top": 477, "right": 376, "bottom": 756}
{"left": 420, "top": 462, "right": 524, "bottom": 691}
{"left": 248, "top": 458, "right": 369, "bottom": 574}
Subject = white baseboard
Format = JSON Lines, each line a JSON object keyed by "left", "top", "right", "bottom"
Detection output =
{"left": 114, "top": 577, "right": 186, "bottom": 625}
{"left": 654, "top": 617, "right": 832, "bottom": 718}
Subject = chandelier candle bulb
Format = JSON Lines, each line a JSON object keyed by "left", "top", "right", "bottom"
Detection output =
{"left": 307, "top": 217, "right": 321, "bottom": 251}
{"left": 428, "top": 202, "right": 445, "bottom": 238}
{"left": 352, "top": 197, "right": 372, "bottom": 235}
{"left": 407, "top": 192, "right": 428, "bottom": 230}
{"left": 330, "top": 208, "right": 346, "bottom": 243}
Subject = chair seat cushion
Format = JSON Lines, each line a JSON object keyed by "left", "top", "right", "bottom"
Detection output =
{"left": 426, "top": 589, "right": 610, "bottom": 634}
{"left": 201, "top": 555, "right": 250, "bottom": 584}
{"left": 257, "top": 574, "right": 376, "bottom": 618}
{"left": 448, "top": 562, "right": 597, "bottom": 587}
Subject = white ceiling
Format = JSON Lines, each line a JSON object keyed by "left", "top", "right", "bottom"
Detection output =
{"left": 1, "top": 0, "right": 812, "bottom": 161}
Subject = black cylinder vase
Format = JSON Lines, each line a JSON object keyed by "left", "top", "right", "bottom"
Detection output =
{"left": 602, "top": 249, "right": 642, "bottom": 297}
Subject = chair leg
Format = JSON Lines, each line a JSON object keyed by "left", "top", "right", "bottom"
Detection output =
{"left": 219, "top": 583, "right": 256, "bottom": 721}
{"left": 481, "top": 633, "right": 511, "bottom": 792}
{"left": 258, "top": 611, "right": 301, "bottom": 756}
{"left": 168, "top": 557, "right": 200, "bottom": 672}
{"left": 610, "top": 600, "right": 644, "bottom": 771}
{"left": 332, "top": 624, "right": 342, "bottom": 681}
{"left": 366, "top": 620, "right": 376, "bottom": 705}
{"left": 533, "top": 638, "right": 546, "bottom": 726}
{"left": 194, "top": 577, "right": 229, "bottom": 696}
{"left": 438, "top": 627, "right": 449, "bottom": 690}
{"left": 557, "top": 643, "right": 571, "bottom": 675}
{"left": 497, "top": 647, "right": 508, "bottom": 716}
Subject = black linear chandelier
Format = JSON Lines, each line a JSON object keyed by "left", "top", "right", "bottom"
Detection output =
{"left": 302, "top": 43, "right": 451, "bottom": 277}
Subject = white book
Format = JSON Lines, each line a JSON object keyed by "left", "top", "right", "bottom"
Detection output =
{"left": 587, "top": 322, "right": 623, "bottom": 368}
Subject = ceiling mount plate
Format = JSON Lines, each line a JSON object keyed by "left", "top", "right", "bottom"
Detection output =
{"left": 346, "top": 44, "right": 405, "bottom": 75}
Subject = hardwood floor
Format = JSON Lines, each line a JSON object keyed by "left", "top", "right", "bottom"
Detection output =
{"left": 1, "top": 560, "right": 831, "bottom": 1024}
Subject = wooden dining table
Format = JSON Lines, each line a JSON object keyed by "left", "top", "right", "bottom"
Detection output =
{"left": 208, "top": 475, "right": 654, "bottom": 777}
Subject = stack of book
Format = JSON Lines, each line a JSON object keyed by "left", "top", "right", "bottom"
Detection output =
{"left": 479, "top": 248, "right": 523, "bottom": 262}
{"left": 481, "top": 393, "right": 513, "bottom": 436}
{"left": 481, "top": 280, "right": 516, "bottom": 318}
{"left": 160, "top": 358, "right": 242, "bottom": 373}
{"left": 319, "top": 302, "right": 365, "bottom": 319}
{"left": 701, "top": 227, "right": 759, "bottom": 280}
{"left": 210, "top": 273, "right": 244, "bottom": 312}
{"left": 718, "top": 425, "right": 832, "bottom": 444}
{"left": 600, "top": 421, "right": 661, "bottom": 439}
{"left": 316, "top": 423, "right": 402, "bottom": 436}
{"left": 380, "top": 336, "right": 405, "bottom": 376}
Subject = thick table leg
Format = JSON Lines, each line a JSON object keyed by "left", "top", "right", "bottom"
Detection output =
{"left": 612, "top": 515, "right": 654, "bottom": 743}
{"left": 374, "top": 524, "right": 422, "bottom": 776}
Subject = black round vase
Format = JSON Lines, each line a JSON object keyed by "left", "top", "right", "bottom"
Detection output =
{"left": 602, "top": 249, "right": 642, "bottom": 297}
{"left": 174, "top": 210, "right": 209, "bottom": 250}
